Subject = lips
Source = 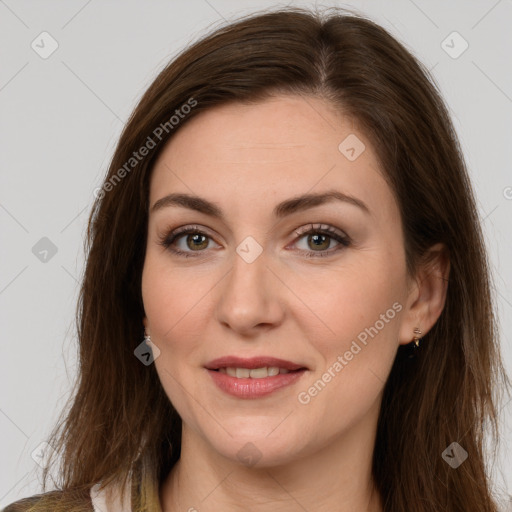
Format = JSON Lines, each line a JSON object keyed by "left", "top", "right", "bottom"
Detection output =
{"left": 204, "top": 355, "right": 308, "bottom": 398}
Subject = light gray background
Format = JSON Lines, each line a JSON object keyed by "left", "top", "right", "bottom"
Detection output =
{"left": 1, "top": 0, "right": 511, "bottom": 508}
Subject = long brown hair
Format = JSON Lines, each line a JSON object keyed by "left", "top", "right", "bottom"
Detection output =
{"left": 6, "top": 6, "right": 508, "bottom": 512}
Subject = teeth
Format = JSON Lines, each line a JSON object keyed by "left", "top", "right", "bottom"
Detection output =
{"left": 218, "top": 366, "right": 292, "bottom": 378}
{"left": 236, "top": 368, "right": 250, "bottom": 378}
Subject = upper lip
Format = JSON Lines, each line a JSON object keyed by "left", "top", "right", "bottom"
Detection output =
{"left": 205, "top": 356, "right": 307, "bottom": 371}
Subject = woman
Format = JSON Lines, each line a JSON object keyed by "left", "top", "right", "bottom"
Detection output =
{"left": 3, "top": 6, "right": 507, "bottom": 512}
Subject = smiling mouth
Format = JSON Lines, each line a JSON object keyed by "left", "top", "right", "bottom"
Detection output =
{"left": 205, "top": 356, "right": 308, "bottom": 397}
{"left": 212, "top": 366, "right": 304, "bottom": 378}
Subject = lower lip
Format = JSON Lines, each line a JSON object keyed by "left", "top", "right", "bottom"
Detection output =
{"left": 206, "top": 369, "right": 307, "bottom": 398}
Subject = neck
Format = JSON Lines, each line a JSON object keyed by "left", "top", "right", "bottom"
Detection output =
{"left": 160, "top": 403, "right": 383, "bottom": 512}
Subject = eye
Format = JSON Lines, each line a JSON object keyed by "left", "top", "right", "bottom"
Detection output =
{"left": 291, "top": 223, "right": 351, "bottom": 258}
{"left": 157, "top": 223, "right": 351, "bottom": 259}
{"left": 158, "top": 225, "right": 218, "bottom": 258}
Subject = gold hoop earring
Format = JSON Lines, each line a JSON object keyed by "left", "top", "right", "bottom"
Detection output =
{"left": 412, "top": 327, "right": 422, "bottom": 348}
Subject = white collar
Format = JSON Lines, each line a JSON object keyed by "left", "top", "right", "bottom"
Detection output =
{"left": 90, "top": 475, "right": 132, "bottom": 512}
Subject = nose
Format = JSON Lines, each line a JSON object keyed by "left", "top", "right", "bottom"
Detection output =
{"left": 215, "top": 247, "right": 285, "bottom": 336}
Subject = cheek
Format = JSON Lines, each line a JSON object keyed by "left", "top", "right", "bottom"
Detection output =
{"left": 293, "top": 256, "right": 404, "bottom": 408}
{"left": 141, "top": 250, "right": 221, "bottom": 403}
{"left": 141, "top": 253, "right": 209, "bottom": 421}
{"left": 294, "top": 257, "right": 402, "bottom": 348}
{"left": 141, "top": 250, "right": 211, "bottom": 337}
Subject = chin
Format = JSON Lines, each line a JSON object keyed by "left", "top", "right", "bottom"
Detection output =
{"left": 204, "top": 429, "right": 309, "bottom": 469}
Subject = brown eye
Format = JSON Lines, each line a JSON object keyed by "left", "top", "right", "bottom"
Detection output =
{"left": 293, "top": 224, "right": 351, "bottom": 258}
{"left": 158, "top": 226, "right": 216, "bottom": 258}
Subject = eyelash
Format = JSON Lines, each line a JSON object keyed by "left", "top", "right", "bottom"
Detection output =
{"left": 157, "top": 223, "right": 351, "bottom": 259}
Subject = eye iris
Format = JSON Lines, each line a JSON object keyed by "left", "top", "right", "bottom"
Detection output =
{"left": 187, "top": 233, "right": 208, "bottom": 250}
{"left": 308, "top": 233, "right": 329, "bottom": 251}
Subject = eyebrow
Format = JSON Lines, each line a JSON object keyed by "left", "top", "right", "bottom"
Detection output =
{"left": 151, "top": 189, "right": 371, "bottom": 219}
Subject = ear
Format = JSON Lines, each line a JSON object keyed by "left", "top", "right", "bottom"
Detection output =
{"left": 398, "top": 243, "right": 450, "bottom": 345}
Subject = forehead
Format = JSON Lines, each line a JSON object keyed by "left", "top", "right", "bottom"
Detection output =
{"left": 149, "top": 94, "right": 397, "bottom": 221}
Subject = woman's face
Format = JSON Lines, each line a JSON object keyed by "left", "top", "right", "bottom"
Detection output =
{"left": 142, "top": 94, "right": 417, "bottom": 467}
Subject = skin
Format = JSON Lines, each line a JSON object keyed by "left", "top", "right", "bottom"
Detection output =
{"left": 141, "top": 94, "right": 450, "bottom": 512}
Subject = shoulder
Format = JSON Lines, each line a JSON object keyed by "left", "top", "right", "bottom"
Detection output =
{"left": 2, "top": 489, "right": 94, "bottom": 512}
